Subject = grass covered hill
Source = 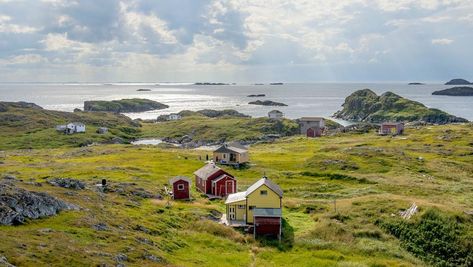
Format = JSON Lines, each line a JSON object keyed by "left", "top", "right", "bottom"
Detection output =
{"left": 0, "top": 123, "right": 472, "bottom": 266}
{"left": 334, "top": 89, "right": 468, "bottom": 124}
{"left": 0, "top": 101, "right": 141, "bottom": 150}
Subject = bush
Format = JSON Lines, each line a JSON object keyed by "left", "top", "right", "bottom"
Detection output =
{"left": 378, "top": 209, "right": 473, "bottom": 266}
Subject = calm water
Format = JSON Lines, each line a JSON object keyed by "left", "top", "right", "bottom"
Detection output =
{"left": 0, "top": 82, "right": 471, "bottom": 121}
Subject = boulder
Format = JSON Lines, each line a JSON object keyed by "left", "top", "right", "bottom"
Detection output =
{"left": 0, "top": 183, "right": 77, "bottom": 225}
{"left": 47, "top": 178, "right": 86, "bottom": 190}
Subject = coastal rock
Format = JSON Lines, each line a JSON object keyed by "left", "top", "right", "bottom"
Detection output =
{"left": 0, "top": 255, "right": 15, "bottom": 267}
{"left": 408, "top": 82, "right": 425, "bottom": 85}
{"left": 445, "top": 79, "right": 472, "bottom": 85}
{"left": 432, "top": 87, "right": 473, "bottom": 96}
{"left": 247, "top": 94, "right": 266, "bottom": 97}
{"left": 47, "top": 178, "right": 86, "bottom": 190}
{"left": 0, "top": 183, "right": 77, "bottom": 225}
{"left": 84, "top": 99, "right": 169, "bottom": 113}
{"left": 248, "top": 100, "right": 288, "bottom": 106}
{"left": 333, "top": 89, "right": 468, "bottom": 124}
{"left": 195, "top": 109, "right": 250, "bottom": 118}
{"left": 0, "top": 103, "right": 7, "bottom": 112}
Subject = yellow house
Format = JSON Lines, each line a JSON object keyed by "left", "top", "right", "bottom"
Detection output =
{"left": 225, "top": 176, "right": 283, "bottom": 238}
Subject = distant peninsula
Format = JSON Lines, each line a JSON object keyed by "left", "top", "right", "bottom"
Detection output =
{"left": 84, "top": 98, "right": 169, "bottom": 113}
{"left": 408, "top": 82, "right": 425, "bottom": 85}
{"left": 333, "top": 89, "right": 468, "bottom": 124}
{"left": 269, "top": 83, "right": 284, "bottom": 85}
{"left": 194, "top": 82, "right": 229, "bottom": 85}
{"left": 432, "top": 87, "right": 473, "bottom": 96}
{"left": 445, "top": 79, "right": 472, "bottom": 85}
{"left": 247, "top": 94, "right": 266, "bottom": 97}
{"left": 249, "top": 100, "right": 288, "bottom": 106}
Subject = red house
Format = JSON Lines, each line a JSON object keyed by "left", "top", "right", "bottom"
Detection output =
{"left": 169, "top": 176, "right": 191, "bottom": 200}
{"left": 194, "top": 163, "right": 236, "bottom": 197}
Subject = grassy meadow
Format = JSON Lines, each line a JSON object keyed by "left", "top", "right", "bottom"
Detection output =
{"left": 0, "top": 123, "right": 472, "bottom": 266}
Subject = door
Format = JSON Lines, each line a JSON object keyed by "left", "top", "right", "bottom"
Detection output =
{"left": 226, "top": 180, "right": 234, "bottom": 195}
{"left": 307, "top": 128, "right": 315, "bottom": 137}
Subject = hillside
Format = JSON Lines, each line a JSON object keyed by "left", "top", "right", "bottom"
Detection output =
{"left": 0, "top": 102, "right": 141, "bottom": 150}
{"left": 141, "top": 116, "right": 301, "bottom": 145}
{"left": 0, "top": 124, "right": 472, "bottom": 266}
{"left": 333, "top": 89, "right": 468, "bottom": 124}
{"left": 84, "top": 99, "right": 169, "bottom": 113}
{"left": 432, "top": 86, "right": 473, "bottom": 96}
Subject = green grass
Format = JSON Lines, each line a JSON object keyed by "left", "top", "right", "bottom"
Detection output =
{"left": 0, "top": 123, "right": 472, "bottom": 266}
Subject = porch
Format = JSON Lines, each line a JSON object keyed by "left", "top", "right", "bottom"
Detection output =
{"left": 220, "top": 214, "right": 247, "bottom": 227}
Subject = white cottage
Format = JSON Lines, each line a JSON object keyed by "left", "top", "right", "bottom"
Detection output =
{"left": 268, "top": 110, "right": 284, "bottom": 120}
{"left": 168, "top": 113, "right": 182, "bottom": 121}
{"left": 66, "top": 122, "right": 86, "bottom": 134}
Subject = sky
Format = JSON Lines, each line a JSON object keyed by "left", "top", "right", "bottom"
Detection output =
{"left": 0, "top": 0, "right": 472, "bottom": 83}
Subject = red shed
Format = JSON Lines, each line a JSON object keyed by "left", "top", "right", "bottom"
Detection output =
{"left": 253, "top": 208, "right": 282, "bottom": 240}
{"left": 379, "top": 122, "right": 404, "bottom": 136}
{"left": 169, "top": 176, "right": 191, "bottom": 200}
{"left": 194, "top": 163, "right": 236, "bottom": 197}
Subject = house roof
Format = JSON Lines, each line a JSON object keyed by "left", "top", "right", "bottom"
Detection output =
{"left": 225, "top": 191, "right": 246, "bottom": 204}
{"left": 253, "top": 208, "right": 282, "bottom": 217}
{"left": 212, "top": 174, "right": 235, "bottom": 184}
{"left": 69, "top": 122, "right": 85, "bottom": 126}
{"left": 193, "top": 163, "right": 221, "bottom": 180}
{"left": 269, "top": 110, "right": 283, "bottom": 114}
{"left": 300, "top": 117, "right": 324, "bottom": 122}
{"left": 381, "top": 122, "right": 404, "bottom": 126}
{"left": 214, "top": 144, "right": 248, "bottom": 154}
{"left": 169, "top": 176, "right": 191, "bottom": 185}
{"left": 246, "top": 177, "right": 283, "bottom": 197}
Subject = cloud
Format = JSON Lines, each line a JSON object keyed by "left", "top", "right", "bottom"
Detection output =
{"left": 0, "top": 0, "right": 472, "bottom": 82}
{"left": 431, "top": 38, "right": 454, "bottom": 45}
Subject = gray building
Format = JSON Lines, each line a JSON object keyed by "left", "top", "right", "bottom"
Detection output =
{"left": 299, "top": 117, "right": 325, "bottom": 137}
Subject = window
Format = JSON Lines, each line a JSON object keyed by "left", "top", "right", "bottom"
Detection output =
{"left": 260, "top": 190, "right": 268, "bottom": 196}
{"left": 238, "top": 205, "right": 245, "bottom": 209}
{"left": 223, "top": 154, "right": 226, "bottom": 158}
{"left": 249, "top": 206, "right": 255, "bottom": 210}
{"left": 177, "top": 184, "right": 185, "bottom": 190}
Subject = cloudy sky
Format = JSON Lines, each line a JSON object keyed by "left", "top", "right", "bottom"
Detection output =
{"left": 0, "top": 0, "right": 472, "bottom": 82}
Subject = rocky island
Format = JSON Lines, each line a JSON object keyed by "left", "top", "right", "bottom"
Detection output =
{"left": 408, "top": 82, "right": 425, "bottom": 85}
{"left": 84, "top": 98, "right": 169, "bottom": 113}
{"left": 333, "top": 89, "right": 468, "bottom": 124}
{"left": 445, "top": 78, "right": 472, "bottom": 85}
{"left": 137, "top": 89, "right": 152, "bottom": 91}
{"left": 247, "top": 94, "right": 266, "bottom": 97}
{"left": 432, "top": 87, "right": 473, "bottom": 96}
{"left": 248, "top": 100, "right": 288, "bottom": 106}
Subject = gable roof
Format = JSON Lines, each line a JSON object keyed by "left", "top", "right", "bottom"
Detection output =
{"left": 212, "top": 174, "right": 235, "bottom": 184}
{"left": 225, "top": 191, "right": 246, "bottom": 204}
{"left": 268, "top": 110, "right": 283, "bottom": 114}
{"left": 300, "top": 117, "right": 324, "bottom": 122}
{"left": 193, "top": 163, "right": 221, "bottom": 180}
{"left": 214, "top": 144, "right": 248, "bottom": 154}
{"left": 169, "top": 176, "right": 191, "bottom": 185}
{"left": 246, "top": 177, "right": 283, "bottom": 197}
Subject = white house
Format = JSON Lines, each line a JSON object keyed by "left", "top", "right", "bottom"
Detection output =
{"left": 268, "top": 110, "right": 284, "bottom": 120}
{"left": 66, "top": 122, "right": 86, "bottom": 134}
{"left": 168, "top": 113, "right": 182, "bottom": 121}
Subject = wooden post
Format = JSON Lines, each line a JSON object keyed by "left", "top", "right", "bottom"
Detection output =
{"left": 333, "top": 199, "right": 337, "bottom": 213}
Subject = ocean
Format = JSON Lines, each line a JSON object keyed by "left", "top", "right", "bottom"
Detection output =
{"left": 0, "top": 82, "right": 471, "bottom": 122}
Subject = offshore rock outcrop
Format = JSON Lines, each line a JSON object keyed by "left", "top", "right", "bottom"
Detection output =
{"left": 84, "top": 98, "right": 169, "bottom": 113}
{"left": 432, "top": 87, "right": 473, "bottom": 96}
{"left": 333, "top": 89, "right": 468, "bottom": 124}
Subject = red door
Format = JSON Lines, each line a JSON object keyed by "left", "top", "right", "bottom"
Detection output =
{"left": 307, "top": 128, "right": 315, "bottom": 137}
